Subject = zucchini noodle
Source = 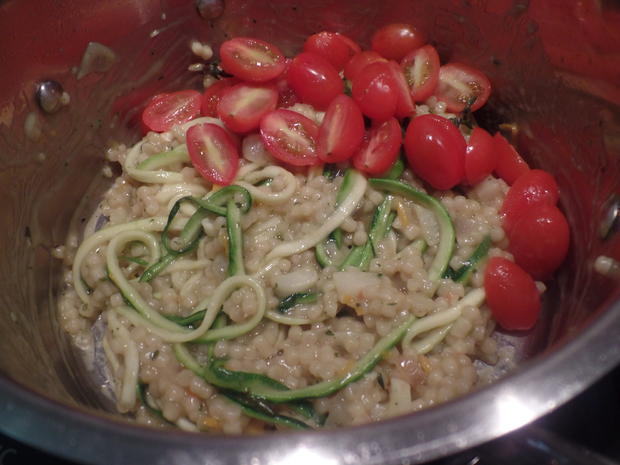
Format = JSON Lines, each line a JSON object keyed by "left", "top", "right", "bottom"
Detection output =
{"left": 236, "top": 165, "right": 299, "bottom": 205}
{"left": 113, "top": 275, "right": 266, "bottom": 343}
{"left": 72, "top": 217, "right": 168, "bottom": 304}
{"left": 107, "top": 310, "right": 139, "bottom": 413}
{"left": 402, "top": 288, "right": 486, "bottom": 348}
{"left": 262, "top": 170, "right": 367, "bottom": 264}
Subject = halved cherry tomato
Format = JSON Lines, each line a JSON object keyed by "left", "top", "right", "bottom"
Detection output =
{"left": 484, "top": 257, "right": 541, "bottom": 331}
{"left": 371, "top": 23, "right": 426, "bottom": 61}
{"left": 352, "top": 61, "right": 398, "bottom": 121}
{"left": 259, "top": 109, "right": 320, "bottom": 166}
{"left": 216, "top": 83, "right": 278, "bottom": 134}
{"left": 141, "top": 90, "right": 202, "bottom": 133}
{"left": 352, "top": 118, "right": 402, "bottom": 175}
{"left": 344, "top": 51, "right": 387, "bottom": 81}
{"left": 404, "top": 114, "right": 466, "bottom": 190}
{"left": 303, "top": 31, "right": 361, "bottom": 71}
{"left": 494, "top": 133, "right": 530, "bottom": 185}
{"left": 387, "top": 61, "right": 416, "bottom": 119}
{"left": 317, "top": 95, "right": 365, "bottom": 163}
{"left": 187, "top": 123, "right": 239, "bottom": 185}
{"left": 507, "top": 204, "right": 569, "bottom": 280}
{"left": 219, "top": 37, "right": 286, "bottom": 82}
{"left": 464, "top": 127, "right": 496, "bottom": 185}
{"left": 200, "top": 78, "right": 239, "bottom": 117}
{"left": 434, "top": 63, "right": 492, "bottom": 112}
{"left": 401, "top": 44, "right": 440, "bottom": 102}
{"left": 500, "top": 169, "right": 560, "bottom": 235}
{"left": 286, "top": 52, "right": 343, "bottom": 110}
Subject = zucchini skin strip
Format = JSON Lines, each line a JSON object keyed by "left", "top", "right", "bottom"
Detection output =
{"left": 226, "top": 199, "right": 245, "bottom": 276}
{"left": 174, "top": 313, "right": 416, "bottom": 403}
{"left": 368, "top": 178, "right": 455, "bottom": 281}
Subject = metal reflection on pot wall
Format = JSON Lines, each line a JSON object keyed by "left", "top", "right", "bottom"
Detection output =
{"left": 0, "top": 0, "right": 619, "bottom": 464}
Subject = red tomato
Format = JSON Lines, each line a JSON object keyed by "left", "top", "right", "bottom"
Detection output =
{"left": 271, "top": 60, "right": 299, "bottom": 108}
{"left": 387, "top": 61, "right": 415, "bottom": 119}
{"left": 286, "top": 52, "right": 343, "bottom": 110}
{"left": 260, "top": 109, "right": 320, "bottom": 166}
{"left": 494, "top": 133, "right": 530, "bottom": 185}
{"left": 352, "top": 118, "right": 402, "bottom": 175}
{"left": 434, "top": 63, "right": 492, "bottom": 112}
{"left": 200, "top": 78, "right": 239, "bottom": 117}
{"left": 187, "top": 123, "right": 239, "bottom": 185}
{"left": 401, "top": 45, "right": 440, "bottom": 102}
{"left": 501, "top": 169, "right": 560, "bottom": 235}
{"left": 317, "top": 95, "right": 365, "bottom": 163}
{"left": 216, "top": 83, "right": 278, "bottom": 134}
{"left": 303, "top": 31, "right": 361, "bottom": 71}
{"left": 352, "top": 61, "right": 398, "bottom": 121}
{"left": 371, "top": 23, "right": 426, "bottom": 61}
{"left": 464, "top": 127, "right": 496, "bottom": 185}
{"left": 219, "top": 37, "right": 286, "bottom": 82}
{"left": 404, "top": 114, "right": 466, "bottom": 190}
{"left": 344, "top": 51, "right": 387, "bottom": 80}
{"left": 484, "top": 257, "right": 541, "bottom": 331}
{"left": 507, "top": 204, "right": 569, "bottom": 280}
{"left": 141, "top": 90, "right": 202, "bottom": 133}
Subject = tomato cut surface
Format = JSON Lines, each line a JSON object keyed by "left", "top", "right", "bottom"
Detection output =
{"left": 220, "top": 37, "right": 286, "bottom": 82}
{"left": 404, "top": 114, "right": 466, "bottom": 190}
{"left": 142, "top": 90, "right": 202, "bottom": 133}
{"left": 303, "top": 31, "right": 361, "bottom": 71}
{"left": 352, "top": 61, "right": 398, "bottom": 121}
{"left": 344, "top": 51, "right": 387, "bottom": 80}
{"left": 371, "top": 23, "right": 426, "bottom": 61}
{"left": 216, "top": 83, "right": 278, "bottom": 134}
{"left": 387, "top": 61, "right": 415, "bottom": 119}
{"left": 200, "top": 78, "right": 239, "bottom": 117}
{"left": 494, "top": 133, "right": 530, "bottom": 185}
{"left": 435, "top": 63, "right": 491, "bottom": 113}
{"left": 464, "top": 127, "right": 495, "bottom": 185}
{"left": 484, "top": 257, "right": 541, "bottom": 331}
{"left": 352, "top": 118, "right": 402, "bottom": 175}
{"left": 401, "top": 45, "right": 440, "bottom": 102}
{"left": 287, "top": 52, "right": 343, "bottom": 110}
{"left": 187, "top": 123, "right": 240, "bottom": 185}
{"left": 507, "top": 204, "right": 569, "bottom": 280}
{"left": 317, "top": 95, "right": 365, "bottom": 163}
{"left": 260, "top": 109, "right": 320, "bottom": 166}
{"left": 501, "top": 169, "right": 560, "bottom": 235}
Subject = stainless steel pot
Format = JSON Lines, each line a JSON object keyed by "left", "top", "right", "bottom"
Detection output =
{"left": 1, "top": 1, "right": 619, "bottom": 464}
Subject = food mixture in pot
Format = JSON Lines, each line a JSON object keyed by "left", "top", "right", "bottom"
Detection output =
{"left": 56, "top": 24, "right": 569, "bottom": 432}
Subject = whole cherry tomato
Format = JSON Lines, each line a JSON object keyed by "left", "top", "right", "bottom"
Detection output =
{"left": 484, "top": 257, "right": 541, "bottom": 331}
{"left": 286, "top": 52, "right": 343, "bottom": 110}
{"left": 507, "top": 204, "right": 570, "bottom": 280}
{"left": 500, "top": 169, "right": 560, "bottom": 235}
{"left": 344, "top": 51, "right": 387, "bottom": 81}
{"left": 371, "top": 23, "right": 426, "bottom": 61}
{"left": 352, "top": 61, "right": 398, "bottom": 121}
{"left": 303, "top": 31, "right": 361, "bottom": 71}
{"left": 494, "top": 133, "right": 530, "bottom": 185}
{"left": 464, "top": 127, "right": 496, "bottom": 185}
{"left": 404, "top": 114, "right": 466, "bottom": 190}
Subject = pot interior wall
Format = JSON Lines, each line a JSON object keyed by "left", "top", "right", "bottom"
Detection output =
{"left": 0, "top": 0, "right": 619, "bottom": 427}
